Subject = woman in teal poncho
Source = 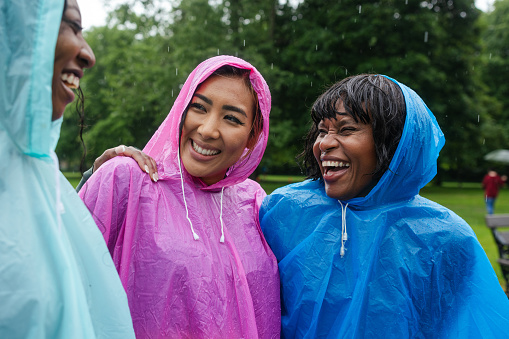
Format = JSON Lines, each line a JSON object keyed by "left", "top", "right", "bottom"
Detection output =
{"left": 0, "top": 0, "right": 135, "bottom": 337}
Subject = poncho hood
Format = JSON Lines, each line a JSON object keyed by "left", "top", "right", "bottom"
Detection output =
{"left": 260, "top": 76, "right": 509, "bottom": 338}
{"left": 343, "top": 76, "right": 445, "bottom": 208}
{"left": 143, "top": 55, "right": 271, "bottom": 191}
{"left": 0, "top": 1, "right": 134, "bottom": 337}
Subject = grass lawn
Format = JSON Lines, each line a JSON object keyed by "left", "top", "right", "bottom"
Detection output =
{"left": 64, "top": 171, "right": 507, "bottom": 291}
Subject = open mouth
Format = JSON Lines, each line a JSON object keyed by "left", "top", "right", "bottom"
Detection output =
{"left": 192, "top": 140, "right": 220, "bottom": 156}
{"left": 61, "top": 72, "right": 79, "bottom": 89}
{"left": 322, "top": 160, "right": 350, "bottom": 175}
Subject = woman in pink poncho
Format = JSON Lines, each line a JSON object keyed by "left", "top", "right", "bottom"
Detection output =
{"left": 79, "top": 55, "right": 280, "bottom": 338}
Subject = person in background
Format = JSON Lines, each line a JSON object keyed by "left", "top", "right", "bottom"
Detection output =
{"left": 260, "top": 74, "right": 509, "bottom": 338}
{"left": 482, "top": 168, "right": 506, "bottom": 214}
{"left": 0, "top": 0, "right": 135, "bottom": 337}
{"left": 79, "top": 56, "right": 280, "bottom": 339}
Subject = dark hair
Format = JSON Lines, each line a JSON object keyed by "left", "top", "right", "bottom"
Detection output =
{"left": 180, "top": 65, "right": 263, "bottom": 157}
{"left": 298, "top": 74, "right": 406, "bottom": 181}
{"left": 61, "top": 0, "right": 87, "bottom": 174}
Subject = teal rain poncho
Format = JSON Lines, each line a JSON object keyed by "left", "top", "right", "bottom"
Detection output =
{"left": 260, "top": 77, "right": 509, "bottom": 338}
{"left": 0, "top": 0, "right": 135, "bottom": 337}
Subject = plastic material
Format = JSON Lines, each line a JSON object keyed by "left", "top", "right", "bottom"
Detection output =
{"left": 260, "top": 77, "right": 509, "bottom": 338}
{"left": 79, "top": 56, "right": 280, "bottom": 338}
{"left": 0, "top": 0, "right": 135, "bottom": 338}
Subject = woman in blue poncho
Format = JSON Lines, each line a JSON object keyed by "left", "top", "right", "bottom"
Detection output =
{"left": 260, "top": 74, "right": 509, "bottom": 338}
{"left": 0, "top": 0, "right": 135, "bottom": 337}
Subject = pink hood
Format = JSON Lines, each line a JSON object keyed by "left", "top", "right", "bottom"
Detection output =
{"left": 79, "top": 56, "right": 280, "bottom": 338}
{"left": 143, "top": 55, "right": 271, "bottom": 190}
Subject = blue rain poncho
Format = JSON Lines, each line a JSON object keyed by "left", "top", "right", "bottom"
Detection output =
{"left": 0, "top": 0, "right": 135, "bottom": 337}
{"left": 260, "top": 77, "right": 509, "bottom": 338}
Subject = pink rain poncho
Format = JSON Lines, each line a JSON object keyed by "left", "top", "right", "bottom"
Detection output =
{"left": 79, "top": 56, "right": 280, "bottom": 338}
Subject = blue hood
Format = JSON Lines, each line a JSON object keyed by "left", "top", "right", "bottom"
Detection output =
{"left": 260, "top": 77, "right": 509, "bottom": 338}
{"left": 0, "top": 1, "right": 135, "bottom": 337}
{"left": 345, "top": 76, "right": 445, "bottom": 208}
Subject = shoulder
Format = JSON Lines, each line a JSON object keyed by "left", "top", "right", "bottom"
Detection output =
{"left": 395, "top": 195, "right": 476, "bottom": 245}
{"left": 262, "top": 179, "right": 333, "bottom": 211}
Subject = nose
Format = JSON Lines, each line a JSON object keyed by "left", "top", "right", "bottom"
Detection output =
{"left": 319, "top": 132, "right": 339, "bottom": 153}
{"left": 197, "top": 115, "right": 220, "bottom": 140}
{"left": 79, "top": 40, "right": 96, "bottom": 69}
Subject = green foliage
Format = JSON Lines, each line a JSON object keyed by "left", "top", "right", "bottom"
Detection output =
{"left": 56, "top": 0, "right": 507, "bottom": 180}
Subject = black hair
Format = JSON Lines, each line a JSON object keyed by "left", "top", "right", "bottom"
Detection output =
{"left": 62, "top": 0, "right": 87, "bottom": 174}
{"left": 298, "top": 74, "right": 406, "bottom": 181}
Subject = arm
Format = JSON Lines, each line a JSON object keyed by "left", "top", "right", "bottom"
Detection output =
{"left": 76, "top": 145, "right": 158, "bottom": 193}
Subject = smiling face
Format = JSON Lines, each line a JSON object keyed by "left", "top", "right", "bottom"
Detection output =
{"left": 313, "top": 100, "right": 377, "bottom": 200}
{"left": 52, "top": 0, "right": 95, "bottom": 120}
{"left": 179, "top": 74, "right": 255, "bottom": 185}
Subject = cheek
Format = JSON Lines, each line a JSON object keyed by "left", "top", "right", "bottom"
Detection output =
{"left": 312, "top": 139, "right": 321, "bottom": 161}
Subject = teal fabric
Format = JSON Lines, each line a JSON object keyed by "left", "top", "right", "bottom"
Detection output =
{"left": 260, "top": 77, "right": 509, "bottom": 338}
{"left": 0, "top": 0, "right": 135, "bottom": 337}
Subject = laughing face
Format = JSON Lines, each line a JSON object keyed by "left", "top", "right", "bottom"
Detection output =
{"left": 52, "top": 0, "right": 95, "bottom": 120}
{"left": 179, "top": 74, "right": 255, "bottom": 186}
{"left": 313, "top": 100, "right": 377, "bottom": 200}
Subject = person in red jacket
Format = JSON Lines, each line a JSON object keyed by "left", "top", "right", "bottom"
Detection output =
{"left": 482, "top": 168, "right": 506, "bottom": 214}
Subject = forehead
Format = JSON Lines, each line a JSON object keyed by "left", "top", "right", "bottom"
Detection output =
{"left": 65, "top": 0, "right": 81, "bottom": 16}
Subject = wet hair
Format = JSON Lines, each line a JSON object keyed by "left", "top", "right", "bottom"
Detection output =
{"left": 298, "top": 74, "right": 406, "bottom": 181}
{"left": 180, "top": 65, "right": 264, "bottom": 156}
{"left": 61, "top": 0, "right": 87, "bottom": 174}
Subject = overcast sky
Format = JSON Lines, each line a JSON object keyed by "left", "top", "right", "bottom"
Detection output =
{"left": 78, "top": 0, "right": 496, "bottom": 31}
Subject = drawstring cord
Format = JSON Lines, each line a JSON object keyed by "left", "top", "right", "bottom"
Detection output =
{"left": 51, "top": 152, "right": 65, "bottom": 232}
{"left": 177, "top": 149, "right": 226, "bottom": 243}
{"left": 339, "top": 201, "right": 349, "bottom": 257}
{"left": 177, "top": 150, "right": 200, "bottom": 240}
{"left": 219, "top": 187, "right": 225, "bottom": 243}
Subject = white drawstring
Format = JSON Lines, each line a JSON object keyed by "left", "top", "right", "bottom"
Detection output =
{"left": 177, "top": 150, "right": 199, "bottom": 240}
{"left": 339, "top": 201, "right": 349, "bottom": 257}
{"left": 50, "top": 152, "right": 65, "bottom": 233}
{"left": 219, "top": 187, "right": 225, "bottom": 243}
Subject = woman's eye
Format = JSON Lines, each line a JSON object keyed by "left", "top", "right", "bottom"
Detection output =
{"left": 318, "top": 129, "right": 328, "bottom": 136}
{"left": 189, "top": 103, "right": 206, "bottom": 112}
{"left": 340, "top": 127, "right": 356, "bottom": 133}
{"left": 225, "top": 115, "right": 245, "bottom": 126}
{"left": 63, "top": 17, "right": 83, "bottom": 33}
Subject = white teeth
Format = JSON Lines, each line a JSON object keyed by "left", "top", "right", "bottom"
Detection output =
{"left": 322, "top": 160, "right": 350, "bottom": 168}
{"left": 192, "top": 140, "right": 220, "bottom": 156}
{"left": 61, "top": 73, "right": 79, "bottom": 89}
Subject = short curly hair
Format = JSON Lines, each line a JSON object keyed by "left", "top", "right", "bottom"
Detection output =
{"left": 298, "top": 74, "right": 406, "bottom": 181}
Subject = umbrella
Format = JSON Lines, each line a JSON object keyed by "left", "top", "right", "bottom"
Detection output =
{"left": 484, "top": 149, "right": 509, "bottom": 164}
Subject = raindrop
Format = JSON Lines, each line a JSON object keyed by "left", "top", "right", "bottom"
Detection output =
{"left": 168, "top": 46, "right": 170, "bottom": 53}
{"left": 315, "top": 44, "right": 318, "bottom": 51}
{"left": 171, "top": 89, "right": 174, "bottom": 97}
{"left": 477, "top": 115, "right": 480, "bottom": 123}
{"left": 142, "top": 106, "right": 145, "bottom": 112}
{"left": 176, "top": 68, "right": 178, "bottom": 76}
{"left": 217, "top": 49, "right": 220, "bottom": 55}
{"left": 489, "top": 53, "right": 492, "bottom": 60}
{"left": 405, "top": 0, "right": 408, "bottom": 4}
{"left": 243, "top": 40, "right": 246, "bottom": 47}
{"left": 483, "top": 139, "right": 486, "bottom": 145}
{"left": 424, "top": 31, "right": 428, "bottom": 43}
{"left": 310, "top": 82, "right": 313, "bottom": 87}
{"left": 271, "top": 63, "right": 273, "bottom": 69}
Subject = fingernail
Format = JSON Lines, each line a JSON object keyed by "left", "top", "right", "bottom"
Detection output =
{"left": 144, "top": 165, "right": 150, "bottom": 174}
{"left": 152, "top": 172, "right": 158, "bottom": 182}
{"left": 155, "top": 172, "right": 159, "bottom": 182}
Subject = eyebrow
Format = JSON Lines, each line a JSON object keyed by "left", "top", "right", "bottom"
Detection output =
{"left": 194, "top": 94, "right": 247, "bottom": 118}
